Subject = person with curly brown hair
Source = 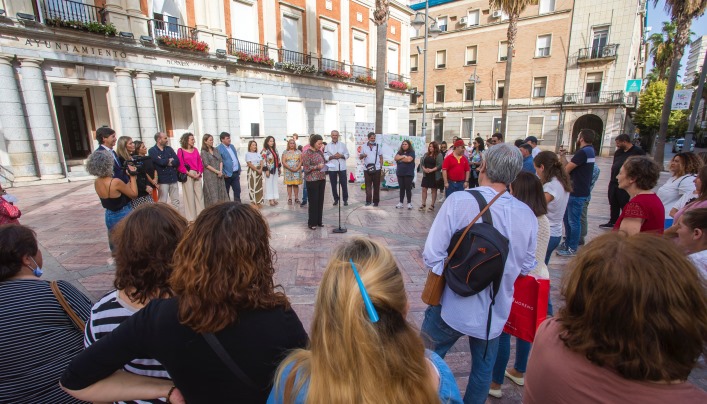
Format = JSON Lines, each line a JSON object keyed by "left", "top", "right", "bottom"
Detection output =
{"left": 657, "top": 152, "right": 703, "bottom": 221}
{"left": 61, "top": 202, "right": 308, "bottom": 403}
{"left": 525, "top": 232, "right": 707, "bottom": 403}
{"left": 614, "top": 156, "right": 664, "bottom": 235}
{"left": 83, "top": 203, "right": 188, "bottom": 400}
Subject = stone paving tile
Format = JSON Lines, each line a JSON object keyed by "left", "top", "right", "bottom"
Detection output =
{"left": 7, "top": 155, "right": 706, "bottom": 402}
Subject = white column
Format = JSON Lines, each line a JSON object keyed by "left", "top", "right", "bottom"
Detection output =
{"left": 195, "top": 0, "right": 209, "bottom": 30}
{"left": 0, "top": 54, "right": 38, "bottom": 179}
{"left": 18, "top": 57, "right": 64, "bottom": 178}
{"left": 208, "top": 0, "right": 225, "bottom": 32}
{"left": 200, "top": 78, "right": 217, "bottom": 136}
{"left": 125, "top": 0, "right": 141, "bottom": 14}
{"left": 134, "top": 71, "right": 158, "bottom": 143}
{"left": 214, "top": 80, "right": 229, "bottom": 134}
{"left": 104, "top": 0, "right": 124, "bottom": 11}
{"left": 114, "top": 68, "right": 141, "bottom": 136}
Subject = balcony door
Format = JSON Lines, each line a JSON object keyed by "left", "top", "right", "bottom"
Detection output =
{"left": 352, "top": 35, "right": 367, "bottom": 75}
{"left": 231, "top": 0, "right": 259, "bottom": 44}
{"left": 153, "top": 0, "right": 185, "bottom": 38}
{"left": 46, "top": 0, "right": 90, "bottom": 23}
{"left": 321, "top": 25, "right": 338, "bottom": 70}
{"left": 591, "top": 27, "right": 609, "bottom": 58}
{"left": 282, "top": 14, "right": 302, "bottom": 53}
{"left": 585, "top": 72, "right": 602, "bottom": 103}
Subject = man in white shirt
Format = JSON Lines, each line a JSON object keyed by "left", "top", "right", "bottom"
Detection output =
{"left": 359, "top": 132, "right": 383, "bottom": 206}
{"left": 324, "top": 130, "right": 349, "bottom": 206}
{"left": 421, "top": 143, "right": 537, "bottom": 404}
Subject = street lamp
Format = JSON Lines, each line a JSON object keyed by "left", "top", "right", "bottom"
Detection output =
{"left": 468, "top": 68, "right": 481, "bottom": 140}
{"left": 411, "top": 1, "right": 441, "bottom": 142}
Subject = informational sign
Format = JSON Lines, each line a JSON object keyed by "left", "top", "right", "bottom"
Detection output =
{"left": 671, "top": 90, "right": 693, "bottom": 110}
{"left": 353, "top": 123, "right": 426, "bottom": 188}
{"left": 625, "top": 79, "right": 642, "bottom": 93}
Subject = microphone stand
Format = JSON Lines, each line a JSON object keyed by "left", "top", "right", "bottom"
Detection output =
{"left": 333, "top": 153, "right": 347, "bottom": 234}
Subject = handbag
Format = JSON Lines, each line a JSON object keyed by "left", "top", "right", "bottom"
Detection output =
{"left": 502, "top": 275, "right": 550, "bottom": 343}
{"left": 50, "top": 281, "right": 86, "bottom": 332}
{"left": 364, "top": 143, "right": 379, "bottom": 173}
{"left": 421, "top": 191, "right": 505, "bottom": 306}
{"left": 203, "top": 333, "right": 259, "bottom": 391}
{"left": 177, "top": 149, "right": 188, "bottom": 183}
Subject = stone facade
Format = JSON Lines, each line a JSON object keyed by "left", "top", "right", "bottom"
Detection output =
{"left": 0, "top": 0, "right": 414, "bottom": 186}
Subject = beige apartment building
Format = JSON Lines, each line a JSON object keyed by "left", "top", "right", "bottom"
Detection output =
{"left": 408, "top": 0, "right": 647, "bottom": 156}
{"left": 0, "top": 0, "right": 413, "bottom": 186}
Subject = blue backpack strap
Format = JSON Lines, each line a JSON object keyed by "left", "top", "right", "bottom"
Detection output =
{"left": 467, "top": 190, "right": 493, "bottom": 226}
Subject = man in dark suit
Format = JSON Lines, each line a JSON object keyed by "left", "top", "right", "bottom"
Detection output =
{"left": 95, "top": 126, "right": 128, "bottom": 183}
{"left": 217, "top": 132, "right": 242, "bottom": 202}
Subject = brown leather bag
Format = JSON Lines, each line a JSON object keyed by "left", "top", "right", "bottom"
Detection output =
{"left": 50, "top": 281, "right": 86, "bottom": 332}
{"left": 420, "top": 191, "right": 505, "bottom": 306}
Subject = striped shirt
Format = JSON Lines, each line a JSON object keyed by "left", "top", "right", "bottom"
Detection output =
{"left": 85, "top": 290, "right": 170, "bottom": 404}
{"left": 0, "top": 279, "right": 92, "bottom": 403}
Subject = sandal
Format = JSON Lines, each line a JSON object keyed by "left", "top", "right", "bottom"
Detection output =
{"left": 295, "top": 199, "right": 301, "bottom": 204}
{"left": 428, "top": 205, "right": 435, "bottom": 212}
{"left": 309, "top": 225, "right": 317, "bottom": 230}
{"left": 418, "top": 204, "right": 426, "bottom": 211}
{"left": 288, "top": 199, "right": 293, "bottom": 205}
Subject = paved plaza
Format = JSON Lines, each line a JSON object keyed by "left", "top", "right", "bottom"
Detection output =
{"left": 7, "top": 154, "right": 706, "bottom": 402}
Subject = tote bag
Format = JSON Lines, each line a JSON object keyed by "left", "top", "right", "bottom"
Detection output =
{"left": 502, "top": 275, "right": 550, "bottom": 343}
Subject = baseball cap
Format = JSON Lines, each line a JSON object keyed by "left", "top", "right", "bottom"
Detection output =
{"left": 453, "top": 139, "right": 465, "bottom": 148}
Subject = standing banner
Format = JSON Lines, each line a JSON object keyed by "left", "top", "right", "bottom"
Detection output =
{"left": 352, "top": 123, "right": 426, "bottom": 187}
{"left": 671, "top": 90, "right": 693, "bottom": 110}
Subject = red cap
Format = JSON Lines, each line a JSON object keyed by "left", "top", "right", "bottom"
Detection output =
{"left": 453, "top": 139, "right": 465, "bottom": 148}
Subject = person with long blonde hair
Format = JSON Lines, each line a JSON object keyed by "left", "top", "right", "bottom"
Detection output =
{"left": 61, "top": 202, "right": 308, "bottom": 403}
{"left": 269, "top": 238, "right": 462, "bottom": 404}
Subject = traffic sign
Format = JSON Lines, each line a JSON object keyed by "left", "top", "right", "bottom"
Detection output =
{"left": 625, "top": 79, "right": 642, "bottom": 93}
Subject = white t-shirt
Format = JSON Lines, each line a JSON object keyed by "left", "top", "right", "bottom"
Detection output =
{"left": 245, "top": 152, "right": 262, "bottom": 165}
{"left": 688, "top": 250, "right": 707, "bottom": 280}
{"left": 531, "top": 147, "right": 540, "bottom": 158}
{"left": 657, "top": 174, "right": 697, "bottom": 219}
{"left": 543, "top": 177, "right": 570, "bottom": 237}
{"left": 672, "top": 190, "right": 699, "bottom": 214}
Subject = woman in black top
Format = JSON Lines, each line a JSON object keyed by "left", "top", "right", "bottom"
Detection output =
{"left": 0, "top": 224, "right": 93, "bottom": 403}
{"left": 394, "top": 140, "right": 416, "bottom": 210}
{"left": 61, "top": 202, "right": 309, "bottom": 403}
{"left": 132, "top": 140, "right": 159, "bottom": 205}
{"left": 419, "top": 141, "right": 443, "bottom": 212}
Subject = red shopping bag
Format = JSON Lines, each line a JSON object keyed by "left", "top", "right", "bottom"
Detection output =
{"left": 503, "top": 275, "right": 550, "bottom": 343}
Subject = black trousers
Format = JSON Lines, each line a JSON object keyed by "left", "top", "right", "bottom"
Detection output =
{"left": 328, "top": 170, "right": 348, "bottom": 202}
{"left": 364, "top": 170, "right": 381, "bottom": 203}
{"left": 608, "top": 181, "right": 631, "bottom": 224}
{"left": 398, "top": 175, "right": 413, "bottom": 203}
{"left": 223, "top": 172, "right": 241, "bottom": 202}
{"left": 307, "top": 180, "right": 326, "bottom": 227}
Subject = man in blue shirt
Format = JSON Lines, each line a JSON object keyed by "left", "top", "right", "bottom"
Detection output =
{"left": 558, "top": 129, "right": 596, "bottom": 257}
{"left": 518, "top": 143, "right": 536, "bottom": 173}
{"left": 217, "top": 132, "right": 242, "bottom": 202}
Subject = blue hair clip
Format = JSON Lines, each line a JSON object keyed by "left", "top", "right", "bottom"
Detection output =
{"left": 349, "top": 259, "right": 380, "bottom": 323}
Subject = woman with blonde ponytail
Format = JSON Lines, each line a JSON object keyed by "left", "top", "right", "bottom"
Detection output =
{"left": 268, "top": 238, "right": 462, "bottom": 404}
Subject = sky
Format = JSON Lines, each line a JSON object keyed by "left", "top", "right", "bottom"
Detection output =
{"left": 647, "top": 0, "right": 707, "bottom": 79}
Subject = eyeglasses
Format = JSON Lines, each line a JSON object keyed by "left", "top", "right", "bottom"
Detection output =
{"left": 349, "top": 259, "right": 379, "bottom": 323}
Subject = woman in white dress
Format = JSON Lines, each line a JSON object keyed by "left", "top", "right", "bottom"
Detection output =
{"left": 261, "top": 136, "right": 280, "bottom": 206}
{"left": 245, "top": 140, "right": 264, "bottom": 208}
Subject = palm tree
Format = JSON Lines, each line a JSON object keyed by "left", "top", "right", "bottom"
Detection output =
{"left": 647, "top": 21, "right": 676, "bottom": 81}
{"left": 490, "top": 0, "right": 538, "bottom": 135}
{"left": 373, "top": 0, "right": 389, "bottom": 134}
{"left": 653, "top": 0, "right": 707, "bottom": 161}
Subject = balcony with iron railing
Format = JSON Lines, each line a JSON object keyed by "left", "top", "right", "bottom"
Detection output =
{"left": 41, "top": 0, "right": 104, "bottom": 24}
{"left": 278, "top": 48, "right": 312, "bottom": 65}
{"left": 577, "top": 44, "right": 619, "bottom": 63}
{"left": 149, "top": 18, "right": 196, "bottom": 41}
{"left": 562, "top": 90, "right": 625, "bottom": 105}
{"left": 228, "top": 38, "right": 269, "bottom": 58}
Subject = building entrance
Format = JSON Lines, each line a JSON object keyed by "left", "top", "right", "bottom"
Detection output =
{"left": 53, "top": 96, "right": 91, "bottom": 160}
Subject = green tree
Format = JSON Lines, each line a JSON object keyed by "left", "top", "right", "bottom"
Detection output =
{"left": 652, "top": 0, "right": 707, "bottom": 160}
{"left": 648, "top": 21, "right": 676, "bottom": 81}
{"left": 373, "top": 0, "right": 389, "bottom": 134}
{"left": 635, "top": 80, "right": 688, "bottom": 138}
{"left": 490, "top": 0, "right": 538, "bottom": 135}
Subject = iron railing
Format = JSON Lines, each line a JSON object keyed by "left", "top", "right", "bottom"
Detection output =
{"left": 42, "top": 0, "right": 104, "bottom": 24}
{"left": 320, "top": 58, "right": 346, "bottom": 72}
{"left": 352, "top": 65, "right": 374, "bottom": 78}
{"left": 577, "top": 44, "right": 619, "bottom": 61}
{"left": 387, "top": 72, "right": 408, "bottom": 83}
{"left": 562, "top": 90, "right": 625, "bottom": 105}
{"left": 149, "top": 18, "right": 196, "bottom": 41}
{"left": 278, "top": 49, "right": 311, "bottom": 65}
{"left": 227, "top": 38, "right": 269, "bottom": 57}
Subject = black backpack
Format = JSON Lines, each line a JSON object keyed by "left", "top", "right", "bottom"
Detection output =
{"left": 444, "top": 190, "right": 510, "bottom": 354}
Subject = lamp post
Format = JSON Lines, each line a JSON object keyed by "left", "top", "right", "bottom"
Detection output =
{"left": 411, "top": 2, "right": 441, "bottom": 142}
{"left": 469, "top": 67, "right": 481, "bottom": 140}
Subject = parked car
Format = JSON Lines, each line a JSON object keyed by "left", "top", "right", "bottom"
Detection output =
{"left": 672, "top": 138, "right": 695, "bottom": 153}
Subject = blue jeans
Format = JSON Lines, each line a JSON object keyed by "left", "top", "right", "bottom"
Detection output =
{"left": 421, "top": 305, "right": 500, "bottom": 404}
{"left": 492, "top": 332, "right": 531, "bottom": 385}
{"left": 105, "top": 204, "right": 132, "bottom": 251}
{"left": 224, "top": 171, "right": 241, "bottom": 202}
{"left": 445, "top": 181, "right": 465, "bottom": 198}
{"left": 301, "top": 180, "right": 308, "bottom": 204}
{"left": 544, "top": 235, "right": 561, "bottom": 316}
{"left": 563, "top": 196, "right": 587, "bottom": 250}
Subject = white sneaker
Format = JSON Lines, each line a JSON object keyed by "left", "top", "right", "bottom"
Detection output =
{"left": 395, "top": 202, "right": 403, "bottom": 209}
{"left": 407, "top": 203, "right": 413, "bottom": 210}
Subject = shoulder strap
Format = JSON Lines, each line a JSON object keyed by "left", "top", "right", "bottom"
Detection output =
{"left": 203, "top": 333, "right": 259, "bottom": 391}
{"left": 468, "top": 190, "right": 493, "bottom": 225}
{"left": 50, "top": 281, "right": 85, "bottom": 332}
{"left": 444, "top": 190, "right": 505, "bottom": 269}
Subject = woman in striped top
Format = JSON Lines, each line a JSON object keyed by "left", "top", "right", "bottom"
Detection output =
{"left": 84, "top": 204, "right": 188, "bottom": 404}
{"left": 0, "top": 224, "right": 92, "bottom": 403}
